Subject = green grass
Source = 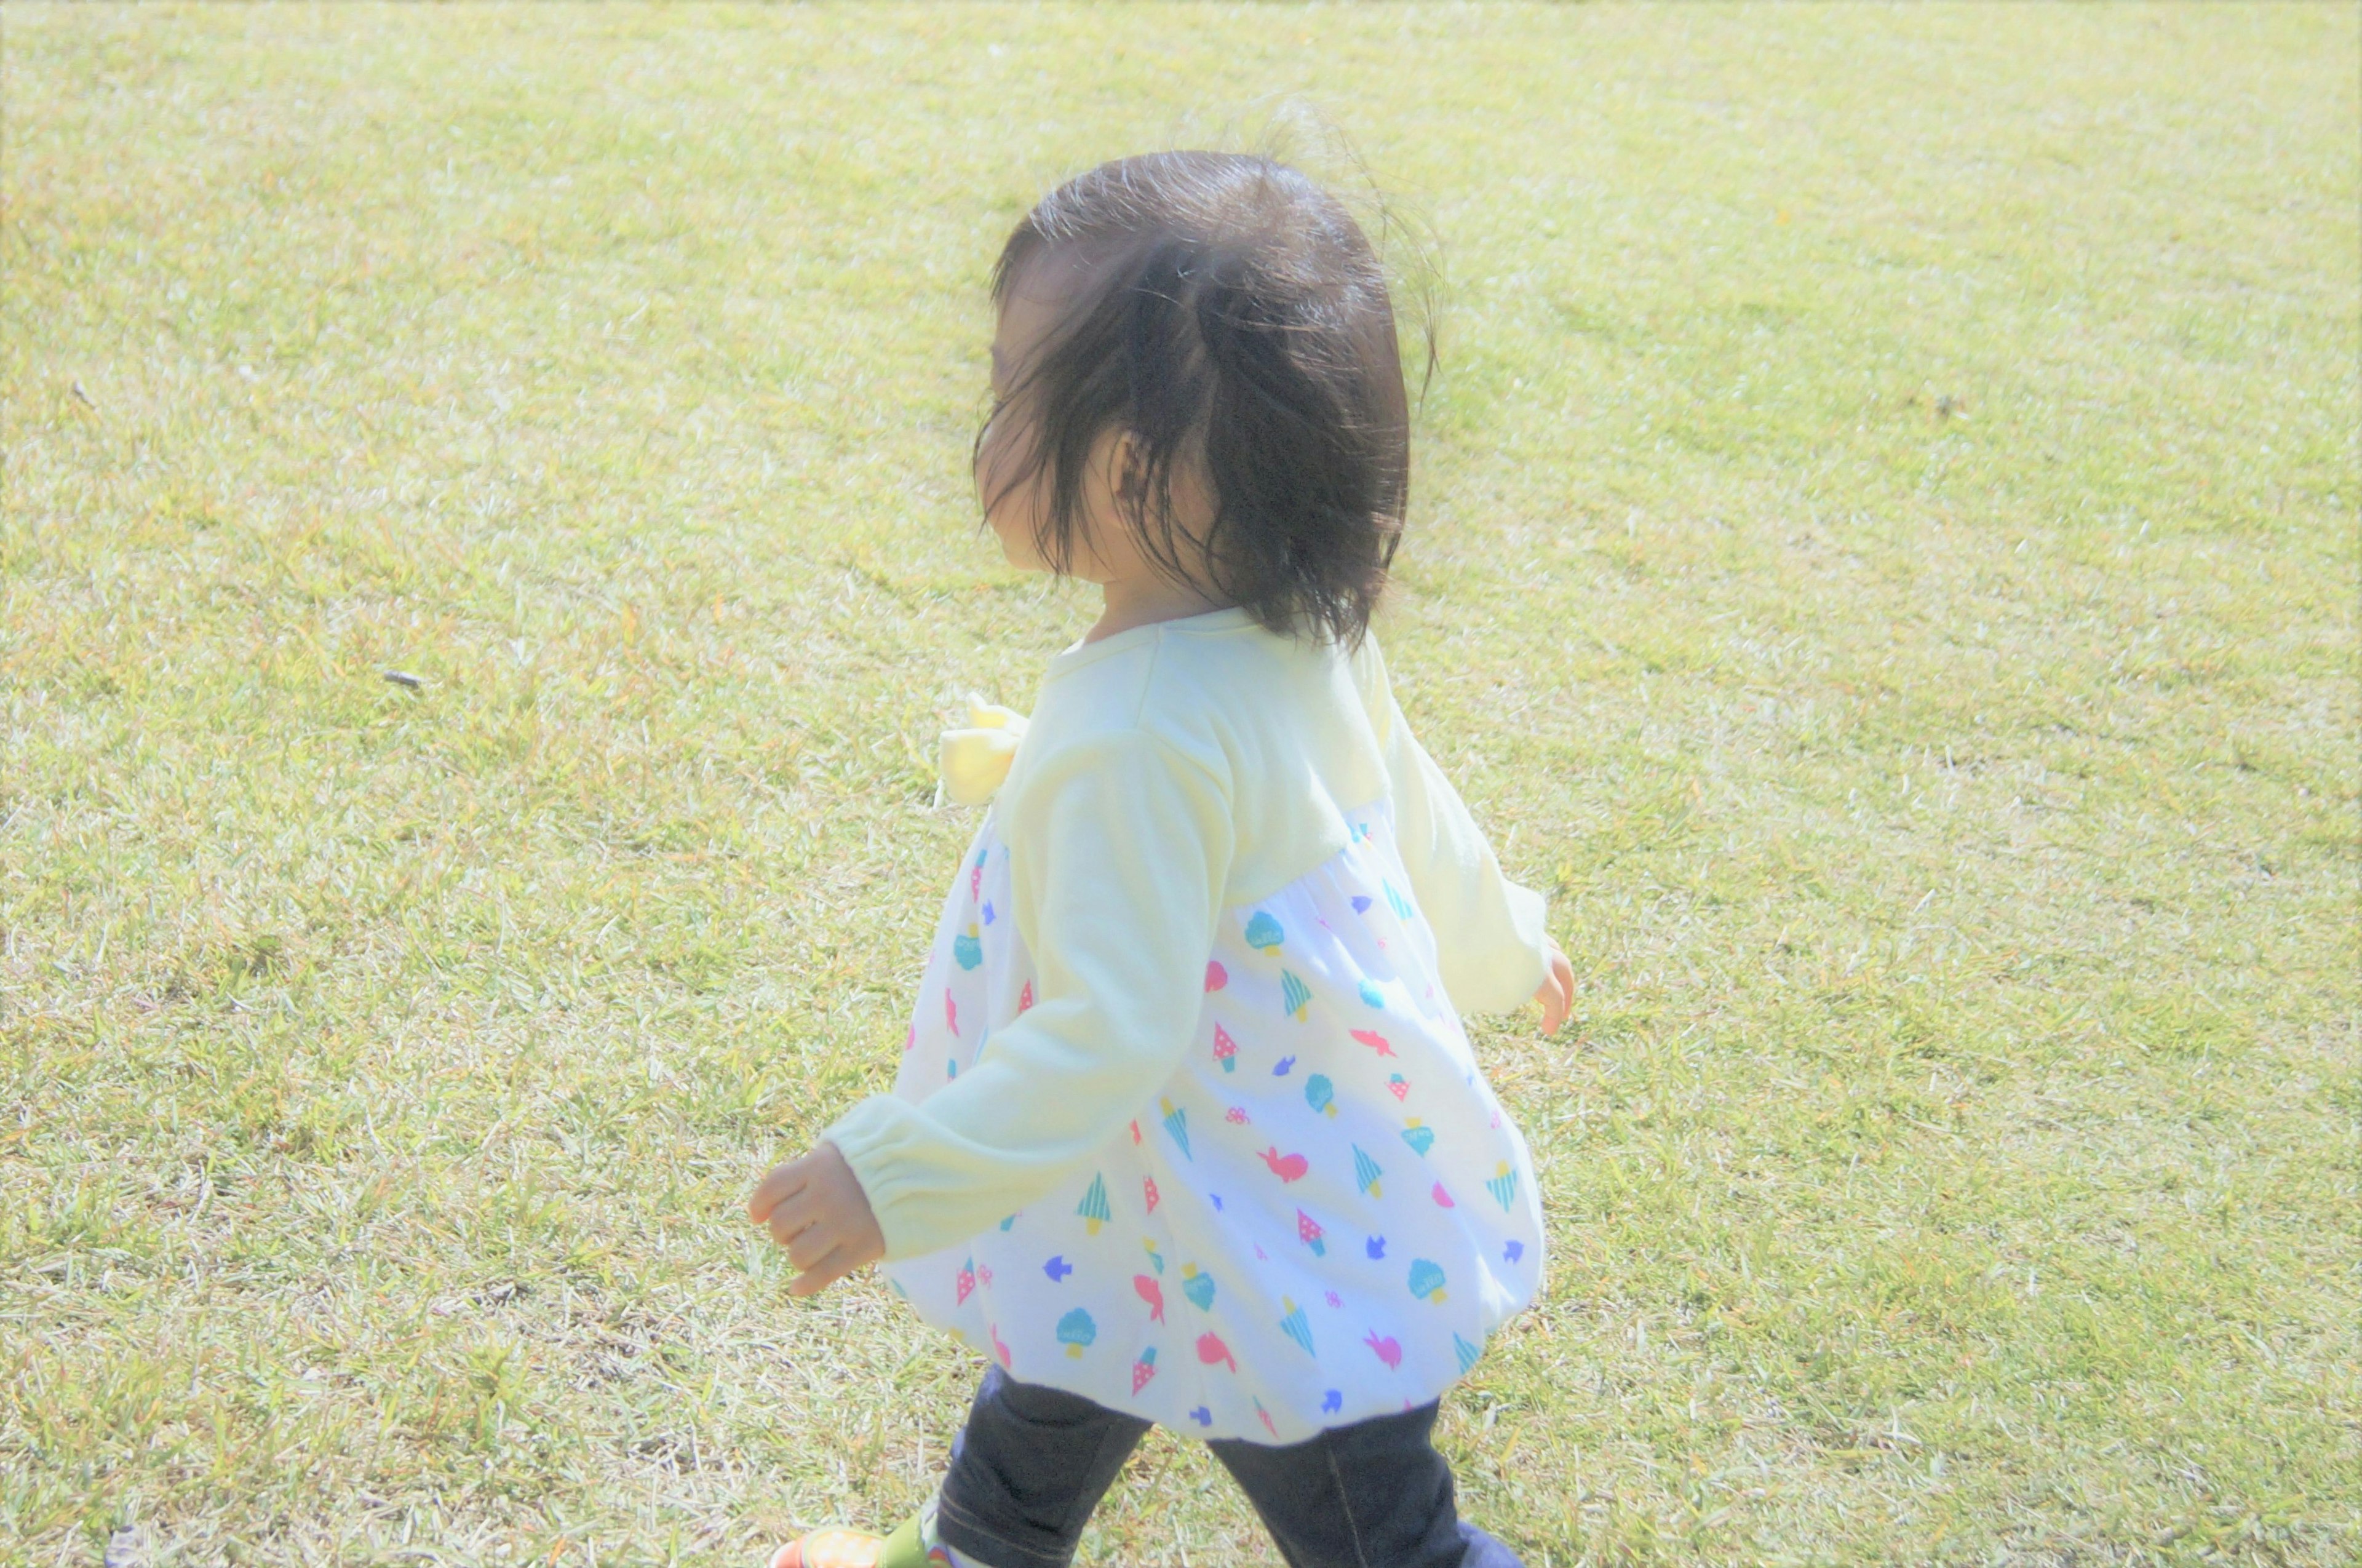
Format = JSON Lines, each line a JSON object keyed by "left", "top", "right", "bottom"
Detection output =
{"left": 3, "top": 4, "right": 2355, "bottom": 1564}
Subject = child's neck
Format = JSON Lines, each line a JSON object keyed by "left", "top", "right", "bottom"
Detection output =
{"left": 1083, "top": 576, "right": 1236, "bottom": 645}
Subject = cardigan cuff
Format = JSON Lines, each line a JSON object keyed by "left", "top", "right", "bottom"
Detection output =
{"left": 819, "top": 1094, "right": 943, "bottom": 1262}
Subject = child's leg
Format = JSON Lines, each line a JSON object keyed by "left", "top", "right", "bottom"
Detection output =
{"left": 932, "top": 1365, "right": 1153, "bottom": 1568}
{"left": 1204, "top": 1399, "right": 1522, "bottom": 1568}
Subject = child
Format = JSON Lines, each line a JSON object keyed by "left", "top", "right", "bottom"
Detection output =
{"left": 749, "top": 152, "right": 1575, "bottom": 1568}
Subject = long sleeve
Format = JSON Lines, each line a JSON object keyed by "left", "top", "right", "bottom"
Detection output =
{"left": 1361, "top": 637, "right": 1553, "bottom": 1016}
{"left": 822, "top": 728, "right": 1234, "bottom": 1262}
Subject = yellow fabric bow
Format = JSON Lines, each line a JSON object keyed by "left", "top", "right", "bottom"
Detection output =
{"left": 937, "top": 691, "right": 1030, "bottom": 806}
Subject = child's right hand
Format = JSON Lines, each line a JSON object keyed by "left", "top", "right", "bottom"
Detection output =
{"left": 746, "top": 1140, "right": 888, "bottom": 1297}
{"left": 1533, "top": 939, "right": 1576, "bottom": 1035}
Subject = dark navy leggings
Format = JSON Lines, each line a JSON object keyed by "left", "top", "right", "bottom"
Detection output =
{"left": 933, "top": 1366, "right": 1525, "bottom": 1568}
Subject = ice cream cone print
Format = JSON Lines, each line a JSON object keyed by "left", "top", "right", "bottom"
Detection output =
{"left": 1305, "top": 1074, "right": 1337, "bottom": 1117}
{"left": 1281, "top": 970, "right": 1312, "bottom": 1021}
{"left": 1076, "top": 1174, "right": 1111, "bottom": 1235}
{"left": 953, "top": 922, "right": 982, "bottom": 970}
{"left": 1486, "top": 1161, "right": 1519, "bottom": 1211}
{"left": 1353, "top": 1145, "right": 1384, "bottom": 1198}
{"left": 1132, "top": 1347, "right": 1158, "bottom": 1395}
{"left": 1212, "top": 1024, "right": 1238, "bottom": 1073}
{"left": 1296, "top": 1209, "right": 1327, "bottom": 1257}
{"left": 1057, "top": 1308, "right": 1096, "bottom": 1359}
{"left": 1017, "top": 979, "right": 1033, "bottom": 1013}
{"left": 1160, "top": 1097, "right": 1191, "bottom": 1159}
{"left": 1279, "top": 1297, "right": 1315, "bottom": 1356}
{"left": 1244, "top": 911, "right": 1284, "bottom": 953}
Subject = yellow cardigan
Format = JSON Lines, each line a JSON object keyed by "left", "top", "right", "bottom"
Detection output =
{"left": 824, "top": 606, "right": 1551, "bottom": 1260}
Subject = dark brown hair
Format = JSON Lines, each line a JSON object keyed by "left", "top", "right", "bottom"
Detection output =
{"left": 977, "top": 152, "right": 1425, "bottom": 654}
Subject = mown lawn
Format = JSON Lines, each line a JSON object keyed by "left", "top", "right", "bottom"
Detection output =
{"left": 2, "top": 4, "right": 2355, "bottom": 1564}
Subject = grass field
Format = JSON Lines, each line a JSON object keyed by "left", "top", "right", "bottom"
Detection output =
{"left": 4, "top": 4, "right": 2356, "bottom": 1564}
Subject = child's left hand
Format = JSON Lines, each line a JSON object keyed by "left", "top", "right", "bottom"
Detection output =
{"left": 746, "top": 1140, "right": 887, "bottom": 1296}
{"left": 1533, "top": 938, "right": 1577, "bottom": 1035}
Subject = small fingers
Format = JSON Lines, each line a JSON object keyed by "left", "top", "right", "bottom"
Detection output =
{"left": 766, "top": 1189, "right": 822, "bottom": 1250}
{"left": 787, "top": 1217, "right": 841, "bottom": 1272}
{"left": 787, "top": 1243, "right": 857, "bottom": 1297}
{"left": 747, "top": 1158, "right": 809, "bottom": 1225}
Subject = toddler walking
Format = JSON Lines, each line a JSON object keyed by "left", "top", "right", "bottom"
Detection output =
{"left": 749, "top": 152, "right": 1575, "bottom": 1568}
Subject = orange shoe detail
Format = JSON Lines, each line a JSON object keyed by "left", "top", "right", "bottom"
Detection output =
{"left": 768, "top": 1527, "right": 886, "bottom": 1568}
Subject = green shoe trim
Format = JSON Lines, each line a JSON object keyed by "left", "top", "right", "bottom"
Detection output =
{"left": 874, "top": 1508, "right": 932, "bottom": 1568}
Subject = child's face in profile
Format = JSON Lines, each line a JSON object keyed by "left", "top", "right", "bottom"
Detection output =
{"left": 976, "top": 271, "right": 1077, "bottom": 578}
{"left": 972, "top": 248, "right": 1222, "bottom": 603}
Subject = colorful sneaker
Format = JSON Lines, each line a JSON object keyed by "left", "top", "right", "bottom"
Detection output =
{"left": 769, "top": 1505, "right": 949, "bottom": 1568}
{"left": 768, "top": 1527, "right": 886, "bottom": 1568}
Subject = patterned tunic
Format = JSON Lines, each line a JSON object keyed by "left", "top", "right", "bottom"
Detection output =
{"left": 878, "top": 790, "right": 1546, "bottom": 1444}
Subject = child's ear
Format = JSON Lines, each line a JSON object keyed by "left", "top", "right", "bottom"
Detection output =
{"left": 1111, "top": 429, "right": 1152, "bottom": 514}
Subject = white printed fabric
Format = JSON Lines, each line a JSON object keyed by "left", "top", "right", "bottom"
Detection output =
{"left": 879, "top": 793, "right": 1546, "bottom": 1445}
